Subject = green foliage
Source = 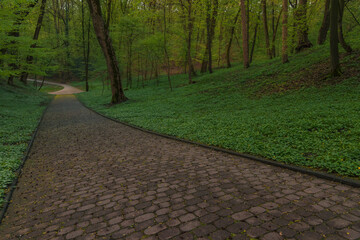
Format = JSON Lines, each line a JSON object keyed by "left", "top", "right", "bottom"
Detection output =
{"left": 77, "top": 41, "right": 360, "bottom": 178}
{"left": 0, "top": 82, "right": 50, "bottom": 206}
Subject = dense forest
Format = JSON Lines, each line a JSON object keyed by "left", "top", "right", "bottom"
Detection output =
{"left": 1, "top": 0, "right": 359, "bottom": 103}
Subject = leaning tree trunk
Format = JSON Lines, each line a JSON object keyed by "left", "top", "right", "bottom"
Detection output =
{"left": 330, "top": 0, "right": 341, "bottom": 76}
{"left": 241, "top": 0, "right": 249, "bottom": 68}
{"left": 295, "top": 0, "right": 313, "bottom": 52}
{"left": 318, "top": 0, "right": 330, "bottom": 45}
{"left": 282, "top": 0, "right": 289, "bottom": 63}
{"left": 20, "top": 0, "right": 47, "bottom": 84}
{"left": 87, "top": 0, "right": 127, "bottom": 103}
{"left": 226, "top": 6, "right": 241, "bottom": 68}
{"left": 261, "top": 0, "right": 272, "bottom": 59}
{"left": 338, "top": 0, "right": 352, "bottom": 53}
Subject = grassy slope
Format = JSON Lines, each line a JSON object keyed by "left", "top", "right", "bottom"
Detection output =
{"left": 0, "top": 82, "right": 50, "bottom": 206}
{"left": 77, "top": 30, "right": 360, "bottom": 178}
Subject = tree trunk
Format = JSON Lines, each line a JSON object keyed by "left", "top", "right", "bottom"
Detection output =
{"left": 250, "top": 19, "right": 259, "bottom": 63}
{"left": 282, "top": 0, "right": 289, "bottom": 63}
{"left": 20, "top": 0, "right": 47, "bottom": 84}
{"left": 271, "top": 8, "right": 282, "bottom": 58}
{"left": 330, "top": 0, "right": 341, "bottom": 76}
{"left": 338, "top": 0, "right": 352, "bottom": 53}
{"left": 261, "top": 0, "right": 272, "bottom": 58}
{"left": 317, "top": 0, "right": 330, "bottom": 45}
{"left": 186, "top": 0, "right": 195, "bottom": 83}
{"left": 163, "top": 1, "right": 172, "bottom": 90}
{"left": 226, "top": 7, "right": 241, "bottom": 68}
{"left": 202, "top": 0, "right": 218, "bottom": 73}
{"left": 295, "top": 0, "right": 313, "bottom": 52}
{"left": 81, "top": 0, "right": 90, "bottom": 92}
{"left": 87, "top": 0, "right": 127, "bottom": 103}
{"left": 241, "top": 0, "right": 249, "bottom": 68}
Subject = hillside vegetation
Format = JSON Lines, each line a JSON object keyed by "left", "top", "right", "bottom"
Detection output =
{"left": 76, "top": 29, "right": 360, "bottom": 178}
{"left": 0, "top": 83, "right": 50, "bottom": 206}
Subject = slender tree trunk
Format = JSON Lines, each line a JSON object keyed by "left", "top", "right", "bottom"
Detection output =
{"left": 85, "top": 15, "right": 91, "bottom": 92}
{"left": 295, "top": 0, "right": 313, "bottom": 52}
{"left": 338, "top": 0, "right": 352, "bottom": 53}
{"left": 20, "top": 0, "right": 47, "bottom": 84}
{"left": 318, "top": 0, "right": 330, "bottom": 45}
{"left": 201, "top": 0, "right": 218, "bottom": 73}
{"left": 226, "top": 7, "right": 241, "bottom": 68}
{"left": 187, "top": 0, "right": 194, "bottom": 84}
{"left": 261, "top": 0, "right": 272, "bottom": 58}
{"left": 241, "top": 0, "right": 249, "bottom": 68}
{"left": 271, "top": 8, "right": 282, "bottom": 58}
{"left": 87, "top": 0, "right": 127, "bottom": 103}
{"left": 81, "top": 0, "right": 90, "bottom": 92}
{"left": 163, "top": 1, "right": 172, "bottom": 90}
{"left": 330, "top": 0, "right": 340, "bottom": 76}
{"left": 250, "top": 17, "right": 259, "bottom": 63}
{"left": 282, "top": 0, "right": 289, "bottom": 63}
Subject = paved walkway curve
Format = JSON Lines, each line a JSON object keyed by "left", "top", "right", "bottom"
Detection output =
{"left": 27, "top": 79, "right": 84, "bottom": 95}
{"left": 1, "top": 94, "right": 360, "bottom": 240}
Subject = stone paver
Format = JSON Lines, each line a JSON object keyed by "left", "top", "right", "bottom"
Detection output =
{"left": 0, "top": 94, "right": 360, "bottom": 240}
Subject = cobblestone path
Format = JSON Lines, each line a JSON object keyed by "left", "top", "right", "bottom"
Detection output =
{"left": 1, "top": 95, "right": 359, "bottom": 240}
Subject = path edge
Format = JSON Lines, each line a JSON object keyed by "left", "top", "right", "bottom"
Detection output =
{"left": 0, "top": 98, "right": 52, "bottom": 224}
{"left": 77, "top": 98, "right": 360, "bottom": 188}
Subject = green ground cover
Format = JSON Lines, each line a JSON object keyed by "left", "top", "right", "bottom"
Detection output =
{"left": 0, "top": 82, "right": 50, "bottom": 206}
{"left": 77, "top": 33, "right": 360, "bottom": 178}
{"left": 39, "top": 84, "right": 63, "bottom": 93}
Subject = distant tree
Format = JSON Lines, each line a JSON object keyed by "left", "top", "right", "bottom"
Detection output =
{"left": 241, "top": 0, "right": 249, "bottom": 68}
{"left": 318, "top": 0, "right": 330, "bottom": 45}
{"left": 179, "top": 0, "right": 196, "bottom": 84}
{"left": 81, "top": 0, "right": 91, "bottom": 92}
{"left": 330, "top": 0, "right": 340, "bottom": 76}
{"left": 225, "top": 6, "right": 240, "bottom": 68}
{"left": 86, "top": 0, "right": 127, "bottom": 103}
{"left": 4, "top": 0, "right": 38, "bottom": 85}
{"left": 295, "top": 0, "right": 313, "bottom": 52}
{"left": 338, "top": 0, "right": 352, "bottom": 53}
{"left": 282, "top": 0, "right": 289, "bottom": 63}
{"left": 261, "top": 0, "right": 272, "bottom": 59}
{"left": 201, "top": 0, "right": 218, "bottom": 73}
{"left": 19, "top": 0, "right": 47, "bottom": 84}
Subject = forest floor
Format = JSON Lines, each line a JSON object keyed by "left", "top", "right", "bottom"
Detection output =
{"left": 75, "top": 43, "right": 360, "bottom": 178}
{"left": 1, "top": 93, "right": 360, "bottom": 240}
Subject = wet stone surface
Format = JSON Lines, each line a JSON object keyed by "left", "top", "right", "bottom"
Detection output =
{"left": 0, "top": 95, "right": 359, "bottom": 240}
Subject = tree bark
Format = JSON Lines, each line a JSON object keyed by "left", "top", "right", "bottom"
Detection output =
{"left": 282, "top": 0, "right": 289, "bottom": 63}
{"left": 241, "top": 0, "right": 249, "bottom": 68}
{"left": 317, "top": 0, "right": 330, "bottom": 45}
{"left": 87, "top": 0, "right": 127, "bottom": 103}
{"left": 261, "top": 0, "right": 272, "bottom": 59}
{"left": 330, "top": 0, "right": 341, "bottom": 76}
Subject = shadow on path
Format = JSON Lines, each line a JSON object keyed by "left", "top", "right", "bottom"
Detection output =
{"left": 0, "top": 95, "right": 359, "bottom": 240}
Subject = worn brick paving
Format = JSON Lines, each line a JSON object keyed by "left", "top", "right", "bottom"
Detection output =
{"left": 1, "top": 95, "right": 360, "bottom": 240}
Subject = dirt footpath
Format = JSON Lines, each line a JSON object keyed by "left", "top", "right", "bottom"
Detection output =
{"left": 1, "top": 95, "right": 359, "bottom": 240}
